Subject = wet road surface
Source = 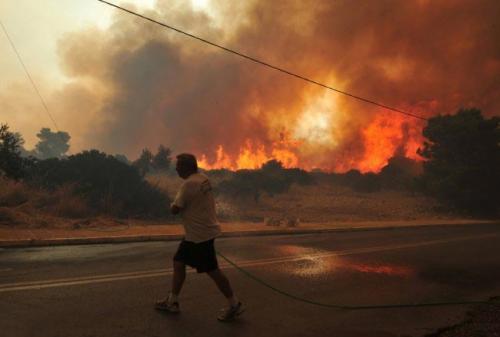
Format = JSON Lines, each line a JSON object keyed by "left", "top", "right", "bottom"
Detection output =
{"left": 1, "top": 223, "right": 500, "bottom": 337}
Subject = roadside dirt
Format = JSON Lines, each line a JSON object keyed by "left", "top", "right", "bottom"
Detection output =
{"left": 426, "top": 298, "right": 500, "bottom": 337}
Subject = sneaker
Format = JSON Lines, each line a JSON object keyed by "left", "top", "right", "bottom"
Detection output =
{"left": 155, "top": 298, "right": 180, "bottom": 314}
{"left": 217, "top": 302, "right": 245, "bottom": 322}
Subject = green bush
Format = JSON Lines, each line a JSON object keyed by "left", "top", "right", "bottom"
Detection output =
{"left": 0, "top": 124, "right": 31, "bottom": 180}
{"left": 28, "top": 150, "right": 171, "bottom": 217}
{"left": 419, "top": 108, "right": 500, "bottom": 215}
{"left": 215, "top": 160, "right": 313, "bottom": 202}
{"left": 379, "top": 156, "right": 423, "bottom": 190}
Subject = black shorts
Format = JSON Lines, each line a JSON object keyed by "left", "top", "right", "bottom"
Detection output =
{"left": 173, "top": 238, "right": 219, "bottom": 273}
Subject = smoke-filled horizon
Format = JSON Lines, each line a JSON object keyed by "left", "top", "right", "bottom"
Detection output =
{"left": 3, "top": 0, "right": 500, "bottom": 172}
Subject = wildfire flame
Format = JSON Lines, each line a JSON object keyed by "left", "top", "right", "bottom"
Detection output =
{"left": 198, "top": 139, "right": 300, "bottom": 170}
{"left": 198, "top": 93, "right": 425, "bottom": 172}
{"left": 25, "top": 0, "right": 494, "bottom": 171}
{"left": 355, "top": 113, "right": 424, "bottom": 173}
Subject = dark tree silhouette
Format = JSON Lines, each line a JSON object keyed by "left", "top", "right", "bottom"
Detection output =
{"left": 34, "top": 128, "right": 70, "bottom": 159}
{"left": 0, "top": 124, "right": 28, "bottom": 180}
{"left": 152, "top": 145, "right": 172, "bottom": 171}
{"left": 133, "top": 148, "right": 153, "bottom": 176}
{"left": 379, "top": 155, "right": 422, "bottom": 190}
{"left": 29, "top": 150, "right": 169, "bottom": 217}
{"left": 419, "top": 108, "right": 500, "bottom": 214}
{"left": 114, "top": 154, "right": 130, "bottom": 165}
{"left": 261, "top": 159, "right": 284, "bottom": 172}
{"left": 217, "top": 159, "right": 312, "bottom": 203}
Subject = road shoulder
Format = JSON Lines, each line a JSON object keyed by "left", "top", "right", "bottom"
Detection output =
{"left": 0, "top": 219, "right": 497, "bottom": 248}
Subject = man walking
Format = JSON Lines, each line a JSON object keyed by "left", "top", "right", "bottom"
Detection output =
{"left": 155, "top": 153, "right": 244, "bottom": 322}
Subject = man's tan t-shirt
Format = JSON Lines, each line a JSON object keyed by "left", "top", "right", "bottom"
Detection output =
{"left": 173, "top": 172, "right": 221, "bottom": 243}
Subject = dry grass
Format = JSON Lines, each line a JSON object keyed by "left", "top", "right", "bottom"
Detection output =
{"left": 146, "top": 174, "right": 180, "bottom": 199}
{"left": 0, "top": 207, "right": 19, "bottom": 225}
{"left": 148, "top": 174, "right": 454, "bottom": 223}
{"left": 0, "top": 177, "right": 91, "bottom": 227}
{"left": 45, "top": 185, "right": 91, "bottom": 219}
{"left": 230, "top": 183, "right": 452, "bottom": 222}
{"left": 0, "top": 178, "right": 31, "bottom": 207}
{"left": 0, "top": 173, "right": 457, "bottom": 228}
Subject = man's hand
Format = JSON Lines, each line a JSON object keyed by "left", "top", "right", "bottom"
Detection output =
{"left": 170, "top": 204, "right": 181, "bottom": 215}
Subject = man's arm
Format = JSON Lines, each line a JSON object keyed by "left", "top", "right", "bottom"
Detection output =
{"left": 171, "top": 180, "right": 194, "bottom": 215}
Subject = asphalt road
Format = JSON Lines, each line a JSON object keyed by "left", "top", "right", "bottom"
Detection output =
{"left": 1, "top": 223, "right": 500, "bottom": 337}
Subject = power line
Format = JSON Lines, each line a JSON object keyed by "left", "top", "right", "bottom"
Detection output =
{"left": 97, "top": 0, "right": 427, "bottom": 121}
{"left": 0, "top": 19, "right": 60, "bottom": 131}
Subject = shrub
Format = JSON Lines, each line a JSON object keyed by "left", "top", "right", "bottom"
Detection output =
{"left": 379, "top": 156, "right": 423, "bottom": 190}
{"left": 0, "top": 177, "right": 30, "bottom": 207}
{"left": 419, "top": 109, "right": 499, "bottom": 215}
{"left": 0, "top": 207, "right": 18, "bottom": 225}
{"left": 48, "top": 185, "right": 91, "bottom": 219}
{"left": 0, "top": 124, "right": 31, "bottom": 180}
{"left": 27, "top": 150, "right": 171, "bottom": 217}
{"left": 329, "top": 170, "right": 382, "bottom": 193}
{"left": 216, "top": 160, "right": 313, "bottom": 202}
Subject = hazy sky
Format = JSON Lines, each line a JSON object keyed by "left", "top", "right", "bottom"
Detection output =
{"left": 0, "top": 0, "right": 201, "bottom": 147}
{"left": 1, "top": 0, "right": 499, "bottom": 172}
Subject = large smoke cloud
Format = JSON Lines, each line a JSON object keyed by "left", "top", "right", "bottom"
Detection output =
{"left": 53, "top": 0, "right": 499, "bottom": 171}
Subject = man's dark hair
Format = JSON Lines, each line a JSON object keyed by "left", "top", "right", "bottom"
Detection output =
{"left": 176, "top": 153, "right": 198, "bottom": 173}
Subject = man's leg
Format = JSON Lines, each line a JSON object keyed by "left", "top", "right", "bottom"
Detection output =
{"left": 207, "top": 268, "right": 234, "bottom": 299}
{"left": 208, "top": 268, "right": 244, "bottom": 321}
{"left": 155, "top": 260, "right": 185, "bottom": 312}
{"left": 171, "top": 260, "right": 186, "bottom": 298}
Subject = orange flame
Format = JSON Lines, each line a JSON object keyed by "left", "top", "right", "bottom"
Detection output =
{"left": 356, "top": 113, "right": 424, "bottom": 173}
{"left": 198, "top": 91, "right": 424, "bottom": 172}
{"left": 198, "top": 139, "right": 300, "bottom": 170}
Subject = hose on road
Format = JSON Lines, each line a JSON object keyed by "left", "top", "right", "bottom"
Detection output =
{"left": 216, "top": 250, "right": 494, "bottom": 310}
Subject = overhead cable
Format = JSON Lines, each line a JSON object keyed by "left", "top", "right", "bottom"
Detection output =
{"left": 0, "top": 20, "right": 60, "bottom": 131}
{"left": 97, "top": 0, "right": 427, "bottom": 121}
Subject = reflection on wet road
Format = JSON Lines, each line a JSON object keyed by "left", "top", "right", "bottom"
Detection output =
{"left": 1, "top": 224, "right": 499, "bottom": 337}
{"left": 277, "top": 244, "right": 414, "bottom": 278}
{"left": 344, "top": 262, "right": 413, "bottom": 277}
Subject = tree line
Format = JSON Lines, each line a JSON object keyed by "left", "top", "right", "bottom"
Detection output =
{"left": 0, "top": 124, "right": 174, "bottom": 176}
{"left": 0, "top": 125, "right": 173, "bottom": 217}
{"left": 1, "top": 108, "right": 499, "bottom": 216}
